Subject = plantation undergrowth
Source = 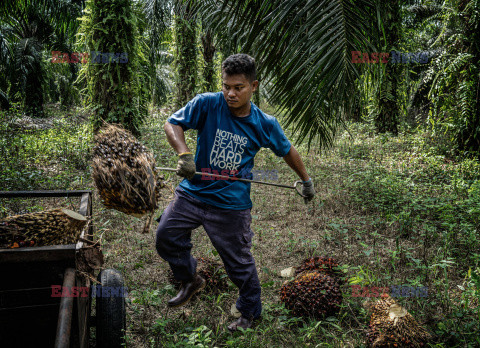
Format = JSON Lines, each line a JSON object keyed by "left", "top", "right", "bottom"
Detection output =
{"left": 1, "top": 105, "right": 479, "bottom": 347}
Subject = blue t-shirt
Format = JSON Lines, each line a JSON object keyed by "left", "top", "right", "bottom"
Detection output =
{"left": 167, "top": 92, "right": 291, "bottom": 210}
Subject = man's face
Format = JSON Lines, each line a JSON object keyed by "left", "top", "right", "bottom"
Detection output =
{"left": 222, "top": 73, "right": 258, "bottom": 114}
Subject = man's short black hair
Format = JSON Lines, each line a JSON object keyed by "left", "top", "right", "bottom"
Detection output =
{"left": 222, "top": 54, "right": 257, "bottom": 82}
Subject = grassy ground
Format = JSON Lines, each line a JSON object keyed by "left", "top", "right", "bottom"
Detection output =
{"left": 1, "top": 104, "right": 479, "bottom": 347}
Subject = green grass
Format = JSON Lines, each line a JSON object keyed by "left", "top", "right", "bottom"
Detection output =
{"left": 0, "top": 105, "right": 93, "bottom": 191}
{"left": 1, "top": 104, "right": 479, "bottom": 347}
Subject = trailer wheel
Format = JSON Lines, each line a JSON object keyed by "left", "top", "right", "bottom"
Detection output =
{"left": 96, "top": 269, "right": 126, "bottom": 347}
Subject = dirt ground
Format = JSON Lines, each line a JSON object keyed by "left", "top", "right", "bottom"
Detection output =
{"left": 2, "top": 106, "right": 477, "bottom": 347}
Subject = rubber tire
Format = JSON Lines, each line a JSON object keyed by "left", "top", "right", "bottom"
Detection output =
{"left": 96, "top": 269, "right": 126, "bottom": 347}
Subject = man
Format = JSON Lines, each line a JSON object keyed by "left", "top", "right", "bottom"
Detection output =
{"left": 156, "top": 54, "right": 314, "bottom": 331}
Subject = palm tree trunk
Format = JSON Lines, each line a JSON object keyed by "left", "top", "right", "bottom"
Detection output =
{"left": 79, "top": 0, "right": 146, "bottom": 136}
{"left": 201, "top": 29, "right": 216, "bottom": 92}
{"left": 24, "top": 59, "right": 44, "bottom": 117}
{"left": 459, "top": 0, "right": 480, "bottom": 152}
{"left": 375, "top": 0, "right": 401, "bottom": 135}
{"left": 174, "top": 1, "right": 197, "bottom": 108}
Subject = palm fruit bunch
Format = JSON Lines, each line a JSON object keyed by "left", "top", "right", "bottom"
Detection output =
{"left": 363, "top": 295, "right": 431, "bottom": 347}
{"left": 0, "top": 208, "right": 87, "bottom": 248}
{"left": 280, "top": 270, "right": 343, "bottom": 319}
{"left": 91, "top": 124, "right": 165, "bottom": 217}
{"left": 294, "top": 256, "right": 345, "bottom": 284}
{"left": 168, "top": 257, "right": 228, "bottom": 293}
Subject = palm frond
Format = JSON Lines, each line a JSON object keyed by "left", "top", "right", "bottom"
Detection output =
{"left": 0, "top": 0, "right": 81, "bottom": 112}
{"left": 406, "top": 4, "right": 443, "bottom": 21}
{"left": 0, "top": 89, "right": 10, "bottom": 110}
{"left": 190, "top": 0, "right": 377, "bottom": 149}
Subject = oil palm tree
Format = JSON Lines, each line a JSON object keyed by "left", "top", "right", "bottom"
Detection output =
{"left": 405, "top": 0, "right": 480, "bottom": 154}
{"left": 188, "top": 0, "right": 378, "bottom": 148}
{"left": 0, "top": 0, "right": 80, "bottom": 115}
{"left": 77, "top": 0, "right": 149, "bottom": 135}
{"left": 428, "top": 0, "right": 480, "bottom": 154}
{"left": 0, "top": 29, "right": 12, "bottom": 110}
{"left": 375, "top": 0, "right": 401, "bottom": 135}
{"left": 141, "top": 0, "right": 174, "bottom": 105}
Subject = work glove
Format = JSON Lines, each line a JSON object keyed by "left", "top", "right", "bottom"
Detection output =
{"left": 301, "top": 178, "right": 315, "bottom": 203}
{"left": 176, "top": 152, "right": 196, "bottom": 180}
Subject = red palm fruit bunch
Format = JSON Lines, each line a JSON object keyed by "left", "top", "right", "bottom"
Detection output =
{"left": 280, "top": 270, "right": 343, "bottom": 319}
{"left": 294, "top": 256, "right": 345, "bottom": 284}
{"left": 168, "top": 257, "right": 228, "bottom": 293}
{"left": 363, "top": 295, "right": 431, "bottom": 347}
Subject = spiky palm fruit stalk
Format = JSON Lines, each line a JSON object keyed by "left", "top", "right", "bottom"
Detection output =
{"left": 280, "top": 270, "right": 343, "bottom": 319}
{"left": 168, "top": 257, "right": 228, "bottom": 293}
{"left": 294, "top": 257, "right": 344, "bottom": 284}
{"left": 0, "top": 208, "right": 87, "bottom": 247}
{"left": 363, "top": 295, "right": 431, "bottom": 347}
{"left": 91, "top": 124, "right": 165, "bottom": 217}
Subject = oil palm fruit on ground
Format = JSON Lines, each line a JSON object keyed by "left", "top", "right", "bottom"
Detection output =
{"left": 363, "top": 295, "right": 431, "bottom": 347}
{"left": 294, "top": 256, "right": 345, "bottom": 284}
{"left": 0, "top": 208, "right": 87, "bottom": 248}
{"left": 280, "top": 270, "right": 343, "bottom": 319}
{"left": 167, "top": 257, "right": 228, "bottom": 293}
{"left": 91, "top": 124, "right": 165, "bottom": 218}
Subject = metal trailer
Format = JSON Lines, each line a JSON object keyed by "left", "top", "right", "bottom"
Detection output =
{"left": 0, "top": 190, "right": 126, "bottom": 348}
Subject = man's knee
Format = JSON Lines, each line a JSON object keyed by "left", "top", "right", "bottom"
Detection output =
{"left": 223, "top": 260, "right": 259, "bottom": 284}
{"left": 155, "top": 223, "right": 171, "bottom": 255}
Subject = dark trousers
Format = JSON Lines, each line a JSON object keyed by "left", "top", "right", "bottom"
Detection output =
{"left": 155, "top": 187, "right": 262, "bottom": 319}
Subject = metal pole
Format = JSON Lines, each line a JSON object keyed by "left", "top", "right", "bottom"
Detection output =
{"left": 55, "top": 268, "right": 76, "bottom": 348}
{"left": 155, "top": 167, "right": 296, "bottom": 189}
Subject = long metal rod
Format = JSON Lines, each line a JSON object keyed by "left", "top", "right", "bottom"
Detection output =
{"left": 156, "top": 167, "right": 296, "bottom": 189}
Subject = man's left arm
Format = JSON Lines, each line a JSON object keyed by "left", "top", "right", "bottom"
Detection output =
{"left": 283, "top": 145, "right": 309, "bottom": 181}
{"left": 283, "top": 146, "right": 315, "bottom": 202}
{"left": 265, "top": 118, "right": 315, "bottom": 203}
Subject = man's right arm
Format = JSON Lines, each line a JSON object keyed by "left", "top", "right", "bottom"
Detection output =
{"left": 164, "top": 121, "right": 196, "bottom": 180}
{"left": 164, "top": 121, "right": 191, "bottom": 155}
